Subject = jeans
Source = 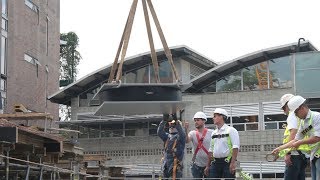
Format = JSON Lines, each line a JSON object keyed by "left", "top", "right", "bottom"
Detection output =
{"left": 284, "top": 155, "right": 307, "bottom": 180}
{"left": 191, "top": 163, "right": 206, "bottom": 179}
{"left": 208, "top": 159, "right": 235, "bottom": 180}
{"left": 311, "top": 158, "right": 320, "bottom": 180}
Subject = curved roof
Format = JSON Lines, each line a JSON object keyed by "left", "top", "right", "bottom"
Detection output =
{"left": 49, "top": 45, "right": 217, "bottom": 105}
{"left": 185, "top": 40, "right": 317, "bottom": 93}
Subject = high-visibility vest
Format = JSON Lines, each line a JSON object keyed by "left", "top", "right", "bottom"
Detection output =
{"left": 279, "top": 113, "right": 310, "bottom": 157}
{"left": 211, "top": 127, "right": 233, "bottom": 162}
{"left": 300, "top": 112, "right": 320, "bottom": 158}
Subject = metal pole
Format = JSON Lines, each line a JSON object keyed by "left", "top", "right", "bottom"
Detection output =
{"left": 5, "top": 149, "right": 9, "bottom": 180}
{"left": 25, "top": 153, "right": 30, "bottom": 180}
{"left": 70, "top": 160, "right": 73, "bottom": 180}
{"left": 53, "top": 164, "right": 56, "bottom": 180}
{"left": 39, "top": 156, "right": 43, "bottom": 180}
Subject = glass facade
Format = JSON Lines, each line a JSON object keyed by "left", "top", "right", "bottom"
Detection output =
{"left": 151, "top": 60, "right": 174, "bottom": 83}
{"left": 216, "top": 70, "right": 241, "bottom": 92}
{"left": 125, "top": 66, "right": 149, "bottom": 83}
{"left": 124, "top": 60, "right": 175, "bottom": 83}
{"left": 202, "top": 56, "right": 292, "bottom": 93}
{"left": 269, "top": 56, "right": 291, "bottom": 88}
{"left": 295, "top": 52, "right": 320, "bottom": 97}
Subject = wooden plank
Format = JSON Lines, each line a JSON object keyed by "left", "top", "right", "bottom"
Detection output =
{"left": 0, "top": 112, "right": 53, "bottom": 120}
{"left": 18, "top": 132, "right": 44, "bottom": 148}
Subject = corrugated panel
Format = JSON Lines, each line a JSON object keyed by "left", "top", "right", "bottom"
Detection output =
{"left": 263, "top": 101, "right": 283, "bottom": 115}
{"left": 240, "top": 161, "right": 285, "bottom": 174}
{"left": 231, "top": 104, "right": 259, "bottom": 116}
{"left": 203, "top": 105, "right": 231, "bottom": 117}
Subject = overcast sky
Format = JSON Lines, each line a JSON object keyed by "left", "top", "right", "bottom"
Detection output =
{"left": 60, "top": 0, "right": 320, "bottom": 79}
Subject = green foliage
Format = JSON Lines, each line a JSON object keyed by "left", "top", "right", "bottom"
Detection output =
{"left": 60, "top": 32, "right": 82, "bottom": 83}
{"left": 59, "top": 32, "right": 81, "bottom": 121}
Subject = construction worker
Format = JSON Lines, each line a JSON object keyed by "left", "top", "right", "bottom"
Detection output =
{"left": 185, "top": 111, "right": 213, "bottom": 179}
{"left": 158, "top": 113, "right": 186, "bottom": 179}
{"left": 204, "top": 108, "right": 240, "bottom": 179}
{"left": 278, "top": 94, "right": 308, "bottom": 180}
{"left": 272, "top": 96, "right": 320, "bottom": 180}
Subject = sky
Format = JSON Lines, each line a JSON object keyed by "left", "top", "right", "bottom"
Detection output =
{"left": 60, "top": 0, "right": 320, "bottom": 79}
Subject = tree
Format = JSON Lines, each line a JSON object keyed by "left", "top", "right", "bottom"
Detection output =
{"left": 59, "top": 32, "right": 82, "bottom": 121}
{"left": 60, "top": 32, "right": 82, "bottom": 84}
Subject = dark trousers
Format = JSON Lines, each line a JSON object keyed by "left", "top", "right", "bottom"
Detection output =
{"left": 209, "top": 158, "right": 235, "bottom": 180}
{"left": 191, "top": 163, "right": 206, "bottom": 179}
{"left": 284, "top": 155, "right": 308, "bottom": 180}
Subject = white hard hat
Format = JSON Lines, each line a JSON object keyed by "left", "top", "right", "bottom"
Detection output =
{"left": 193, "top": 111, "right": 207, "bottom": 121}
{"left": 280, "top": 94, "right": 294, "bottom": 109}
{"left": 213, "top": 108, "right": 228, "bottom": 117}
{"left": 288, "top": 95, "right": 306, "bottom": 112}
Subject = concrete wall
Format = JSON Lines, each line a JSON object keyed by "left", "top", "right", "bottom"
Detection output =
{"left": 5, "top": 1, "right": 60, "bottom": 123}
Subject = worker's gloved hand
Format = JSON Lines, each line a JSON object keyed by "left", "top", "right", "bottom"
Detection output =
{"left": 163, "top": 113, "right": 177, "bottom": 122}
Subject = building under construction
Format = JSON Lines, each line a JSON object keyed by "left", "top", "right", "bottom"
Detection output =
{"left": 49, "top": 39, "right": 320, "bottom": 178}
{"left": 2, "top": 0, "right": 320, "bottom": 179}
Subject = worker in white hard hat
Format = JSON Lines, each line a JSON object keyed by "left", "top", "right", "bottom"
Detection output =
{"left": 185, "top": 111, "right": 213, "bottom": 179}
{"left": 204, "top": 108, "right": 240, "bottom": 179}
{"left": 277, "top": 94, "right": 309, "bottom": 180}
{"left": 272, "top": 95, "right": 320, "bottom": 180}
{"left": 158, "top": 113, "right": 186, "bottom": 179}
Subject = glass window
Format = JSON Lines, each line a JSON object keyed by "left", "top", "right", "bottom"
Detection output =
{"left": 269, "top": 56, "right": 292, "bottom": 88}
{"left": 202, "top": 82, "right": 216, "bottom": 93}
{"left": 1, "top": 36, "right": 6, "bottom": 75}
{"left": 125, "top": 66, "right": 149, "bottom": 83}
{"left": 79, "top": 126, "right": 88, "bottom": 138}
{"left": 25, "top": 0, "right": 38, "bottom": 13}
{"left": 150, "top": 60, "right": 174, "bottom": 83}
{"left": 264, "top": 114, "right": 287, "bottom": 130}
{"left": 295, "top": 52, "right": 320, "bottom": 97}
{"left": 243, "top": 62, "right": 266, "bottom": 90}
{"left": 101, "top": 123, "right": 123, "bottom": 137}
{"left": 125, "top": 129, "right": 135, "bottom": 136}
{"left": 2, "top": 0, "right": 7, "bottom": 15}
{"left": 232, "top": 115, "right": 259, "bottom": 131}
{"left": 1, "top": 18, "right": 7, "bottom": 31}
{"left": 125, "top": 122, "right": 148, "bottom": 129}
{"left": 296, "top": 52, "right": 320, "bottom": 69}
{"left": 159, "top": 60, "right": 173, "bottom": 83}
{"left": 216, "top": 70, "right": 241, "bottom": 92}
{"left": 24, "top": 53, "right": 40, "bottom": 66}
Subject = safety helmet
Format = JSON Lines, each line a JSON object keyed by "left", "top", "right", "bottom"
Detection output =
{"left": 280, "top": 94, "right": 294, "bottom": 109}
{"left": 288, "top": 95, "right": 306, "bottom": 112}
{"left": 193, "top": 111, "right": 207, "bottom": 121}
{"left": 213, "top": 108, "right": 228, "bottom": 117}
